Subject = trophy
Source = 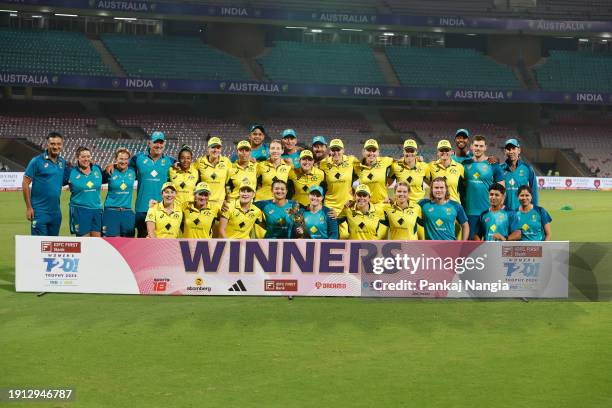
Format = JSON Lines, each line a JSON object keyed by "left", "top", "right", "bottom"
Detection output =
{"left": 289, "top": 202, "right": 308, "bottom": 239}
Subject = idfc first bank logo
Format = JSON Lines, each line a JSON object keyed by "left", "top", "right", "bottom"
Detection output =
{"left": 41, "top": 241, "right": 81, "bottom": 273}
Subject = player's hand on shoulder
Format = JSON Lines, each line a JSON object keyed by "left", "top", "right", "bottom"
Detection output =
{"left": 105, "top": 163, "right": 115, "bottom": 175}
{"left": 148, "top": 199, "right": 157, "bottom": 208}
{"left": 487, "top": 156, "right": 499, "bottom": 164}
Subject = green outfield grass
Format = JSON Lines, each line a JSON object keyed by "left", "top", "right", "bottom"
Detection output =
{"left": 0, "top": 190, "right": 611, "bottom": 407}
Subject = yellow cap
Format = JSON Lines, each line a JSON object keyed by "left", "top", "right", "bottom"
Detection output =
{"left": 208, "top": 137, "right": 222, "bottom": 147}
{"left": 437, "top": 140, "right": 452, "bottom": 150}
{"left": 354, "top": 184, "right": 371, "bottom": 196}
{"left": 194, "top": 182, "right": 211, "bottom": 194}
{"left": 299, "top": 150, "right": 314, "bottom": 159}
{"left": 364, "top": 139, "right": 379, "bottom": 150}
{"left": 329, "top": 139, "right": 344, "bottom": 149}
{"left": 236, "top": 140, "right": 251, "bottom": 150}
{"left": 403, "top": 139, "right": 418, "bottom": 150}
{"left": 239, "top": 180, "right": 255, "bottom": 191}
{"left": 161, "top": 182, "right": 176, "bottom": 192}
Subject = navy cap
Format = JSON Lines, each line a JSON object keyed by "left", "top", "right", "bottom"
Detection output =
{"left": 249, "top": 124, "right": 266, "bottom": 134}
{"left": 455, "top": 128, "right": 469, "bottom": 138}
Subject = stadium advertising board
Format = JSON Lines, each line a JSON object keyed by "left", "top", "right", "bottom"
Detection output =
{"left": 5, "top": 0, "right": 612, "bottom": 34}
{"left": 1, "top": 72, "right": 612, "bottom": 105}
{"left": 16, "top": 236, "right": 569, "bottom": 298}
{"left": 0, "top": 172, "right": 23, "bottom": 191}
{"left": 537, "top": 177, "right": 612, "bottom": 190}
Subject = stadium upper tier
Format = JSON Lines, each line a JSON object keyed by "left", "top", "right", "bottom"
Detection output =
{"left": 0, "top": 28, "right": 112, "bottom": 76}
{"left": 0, "top": 114, "right": 94, "bottom": 140}
{"left": 535, "top": 50, "right": 612, "bottom": 92}
{"left": 258, "top": 41, "right": 386, "bottom": 85}
{"left": 100, "top": 34, "right": 249, "bottom": 80}
{"left": 385, "top": 47, "right": 522, "bottom": 90}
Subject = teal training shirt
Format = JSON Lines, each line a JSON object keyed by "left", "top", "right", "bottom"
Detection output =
{"left": 463, "top": 159, "right": 504, "bottom": 216}
{"left": 299, "top": 206, "right": 338, "bottom": 239}
{"left": 515, "top": 206, "right": 552, "bottom": 241}
{"left": 418, "top": 199, "right": 467, "bottom": 240}
{"left": 282, "top": 151, "right": 301, "bottom": 169}
{"left": 68, "top": 165, "right": 103, "bottom": 210}
{"left": 254, "top": 199, "right": 296, "bottom": 239}
{"left": 501, "top": 160, "right": 538, "bottom": 211}
{"left": 477, "top": 208, "right": 517, "bottom": 241}
{"left": 104, "top": 167, "right": 136, "bottom": 209}
{"left": 130, "top": 152, "right": 175, "bottom": 213}
{"left": 24, "top": 151, "right": 67, "bottom": 214}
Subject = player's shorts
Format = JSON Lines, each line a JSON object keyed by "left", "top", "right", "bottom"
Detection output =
{"left": 69, "top": 205, "right": 102, "bottom": 236}
{"left": 31, "top": 211, "right": 62, "bottom": 236}
{"left": 134, "top": 211, "right": 148, "bottom": 238}
{"left": 102, "top": 207, "right": 135, "bottom": 237}
{"left": 467, "top": 215, "right": 480, "bottom": 240}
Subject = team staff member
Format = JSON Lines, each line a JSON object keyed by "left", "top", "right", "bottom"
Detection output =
{"left": 22, "top": 131, "right": 68, "bottom": 236}
{"left": 381, "top": 182, "right": 422, "bottom": 240}
{"left": 145, "top": 182, "right": 182, "bottom": 239}
{"left": 462, "top": 135, "right": 505, "bottom": 239}
{"left": 508, "top": 185, "right": 552, "bottom": 241}
{"left": 501, "top": 138, "right": 538, "bottom": 211}
{"left": 354, "top": 139, "right": 394, "bottom": 205}
{"left": 219, "top": 181, "right": 264, "bottom": 239}
{"left": 231, "top": 125, "right": 269, "bottom": 162}
{"left": 287, "top": 150, "right": 325, "bottom": 207}
{"left": 474, "top": 183, "right": 519, "bottom": 242}
{"left": 115, "top": 131, "right": 175, "bottom": 238}
{"left": 196, "top": 137, "right": 232, "bottom": 205}
{"left": 427, "top": 140, "right": 465, "bottom": 204}
{"left": 293, "top": 186, "right": 338, "bottom": 239}
{"left": 102, "top": 147, "right": 136, "bottom": 237}
{"left": 281, "top": 129, "right": 302, "bottom": 168}
{"left": 169, "top": 145, "right": 199, "bottom": 205}
{"left": 388, "top": 139, "right": 430, "bottom": 203}
{"left": 418, "top": 177, "right": 469, "bottom": 240}
{"left": 256, "top": 139, "right": 292, "bottom": 201}
{"left": 67, "top": 147, "right": 103, "bottom": 237}
{"left": 311, "top": 136, "right": 328, "bottom": 166}
{"left": 182, "top": 182, "right": 221, "bottom": 239}
{"left": 254, "top": 180, "right": 296, "bottom": 239}
{"left": 226, "top": 140, "right": 257, "bottom": 201}
{"left": 338, "top": 184, "right": 388, "bottom": 240}
{"left": 452, "top": 128, "right": 472, "bottom": 164}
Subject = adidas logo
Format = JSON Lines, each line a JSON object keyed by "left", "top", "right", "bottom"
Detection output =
{"left": 228, "top": 279, "right": 247, "bottom": 292}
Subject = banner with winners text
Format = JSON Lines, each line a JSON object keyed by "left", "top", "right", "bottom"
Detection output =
{"left": 15, "top": 236, "right": 569, "bottom": 298}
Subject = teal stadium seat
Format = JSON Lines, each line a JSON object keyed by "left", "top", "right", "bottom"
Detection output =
{"left": 258, "top": 41, "right": 387, "bottom": 85}
{"left": 100, "top": 34, "right": 249, "bottom": 80}
{"left": 0, "top": 28, "right": 113, "bottom": 76}
{"left": 385, "top": 47, "right": 522, "bottom": 89}
{"left": 535, "top": 50, "right": 612, "bottom": 92}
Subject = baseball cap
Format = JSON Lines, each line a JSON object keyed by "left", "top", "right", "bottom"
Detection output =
{"left": 437, "top": 140, "right": 452, "bottom": 151}
{"left": 364, "top": 139, "right": 379, "bottom": 150}
{"left": 239, "top": 180, "right": 255, "bottom": 192}
{"left": 299, "top": 150, "right": 314, "bottom": 159}
{"left": 309, "top": 185, "right": 324, "bottom": 196}
{"left": 194, "top": 182, "right": 211, "bottom": 194}
{"left": 329, "top": 139, "right": 344, "bottom": 149}
{"left": 150, "top": 131, "right": 165, "bottom": 142}
{"left": 207, "top": 137, "right": 222, "bottom": 147}
{"left": 312, "top": 136, "right": 327, "bottom": 145}
{"left": 161, "top": 182, "right": 176, "bottom": 192}
{"left": 355, "top": 184, "right": 371, "bottom": 196}
{"left": 249, "top": 124, "right": 266, "bottom": 134}
{"left": 403, "top": 139, "right": 418, "bottom": 150}
{"left": 237, "top": 140, "right": 251, "bottom": 150}
{"left": 179, "top": 144, "right": 193, "bottom": 154}
{"left": 505, "top": 138, "right": 520, "bottom": 148}
{"left": 281, "top": 129, "right": 297, "bottom": 138}
{"left": 455, "top": 128, "right": 470, "bottom": 138}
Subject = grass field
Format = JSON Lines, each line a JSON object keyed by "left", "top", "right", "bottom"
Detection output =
{"left": 1, "top": 190, "right": 611, "bottom": 407}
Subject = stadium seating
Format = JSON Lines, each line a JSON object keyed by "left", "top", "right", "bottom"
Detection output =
{"left": 258, "top": 41, "right": 386, "bottom": 85}
{"left": 0, "top": 28, "right": 113, "bottom": 76}
{"left": 100, "top": 34, "right": 249, "bottom": 80}
{"left": 535, "top": 50, "right": 612, "bottom": 92}
{"left": 385, "top": 47, "right": 522, "bottom": 90}
{"left": 0, "top": 115, "right": 95, "bottom": 142}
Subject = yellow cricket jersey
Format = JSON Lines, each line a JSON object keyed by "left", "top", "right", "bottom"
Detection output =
{"left": 319, "top": 155, "right": 359, "bottom": 212}
{"left": 196, "top": 156, "right": 232, "bottom": 204}
{"left": 181, "top": 201, "right": 221, "bottom": 239}
{"left": 145, "top": 202, "right": 183, "bottom": 238}
{"left": 221, "top": 201, "right": 264, "bottom": 239}
{"left": 255, "top": 160, "right": 292, "bottom": 201}
{"left": 287, "top": 167, "right": 325, "bottom": 206}
{"left": 339, "top": 203, "right": 387, "bottom": 240}
{"left": 390, "top": 160, "right": 430, "bottom": 202}
{"left": 169, "top": 164, "right": 199, "bottom": 205}
{"left": 427, "top": 160, "right": 465, "bottom": 203}
{"left": 381, "top": 201, "right": 422, "bottom": 240}
{"left": 354, "top": 156, "right": 394, "bottom": 204}
{"left": 227, "top": 161, "right": 257, "bottom": 201}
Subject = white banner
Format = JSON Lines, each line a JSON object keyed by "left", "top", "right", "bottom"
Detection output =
{"left": 537, "top": 176, "right": 612, "bottom": 190}
{"left": 0, "top": 172, "right": 23, "bottom": 191}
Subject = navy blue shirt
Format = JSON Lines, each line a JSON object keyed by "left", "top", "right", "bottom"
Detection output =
{"left": 24, "top": 151, "right": 67, "bottom": 214}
